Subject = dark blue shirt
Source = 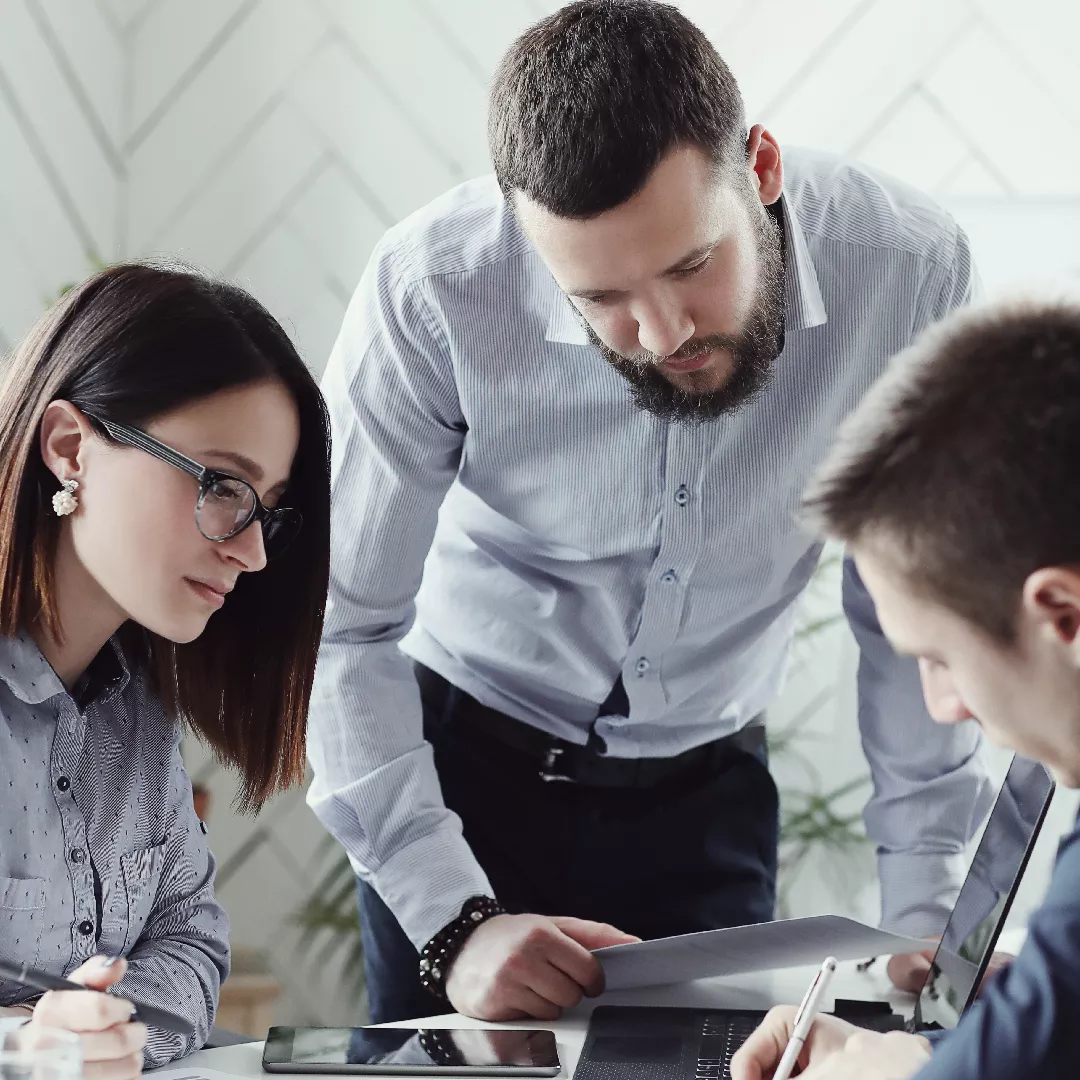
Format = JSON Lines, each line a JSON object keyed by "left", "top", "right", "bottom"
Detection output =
{"left": 919, "top": 809, "right": 1080, "bottom": 1078}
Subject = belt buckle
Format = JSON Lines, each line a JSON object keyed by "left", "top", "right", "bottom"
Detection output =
{"left": 538, "top": 746, "right": 575, "bottom": 783}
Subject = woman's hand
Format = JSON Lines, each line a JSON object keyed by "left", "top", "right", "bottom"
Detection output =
{"left": 29, "top": 957, "right": 147, "bottom": 1080}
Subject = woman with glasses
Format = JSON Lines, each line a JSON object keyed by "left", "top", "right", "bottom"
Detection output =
{"left": 0, "top": 263, "right": 330, "bottom": 1074}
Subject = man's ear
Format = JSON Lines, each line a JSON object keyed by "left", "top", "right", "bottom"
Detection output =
{"left": 39, "top": 400, "right": 91, "bottom": 485}
{"left": 1023, "top": 567, "right": 1080, "bottom": 659}
{"left": 745, "top": 124, "right": 783, "bottom": 206}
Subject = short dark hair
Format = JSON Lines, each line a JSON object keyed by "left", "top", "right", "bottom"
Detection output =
{"left": 0, "top": 262, "right": 331, "bottom": 809}
{"left": 489, "top": 0, "right": 747, "bottom": 217}
{"left": 803, "top": 302, "right": 1080, "bottom": 642}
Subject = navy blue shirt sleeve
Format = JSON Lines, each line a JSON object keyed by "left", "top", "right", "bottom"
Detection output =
{"left": 916, "top": 810, "right": 1080, "bottom": 1079}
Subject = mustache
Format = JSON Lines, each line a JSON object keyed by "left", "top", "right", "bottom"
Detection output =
{"left": 623, "top": 333, "right": 745, "bottom": 371}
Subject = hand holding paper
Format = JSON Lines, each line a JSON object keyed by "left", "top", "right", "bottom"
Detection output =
{"left": 594, "top": 915, "right": 933, "bottom": 990}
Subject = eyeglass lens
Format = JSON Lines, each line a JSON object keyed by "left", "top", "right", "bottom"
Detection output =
{"left": 197, "top": 478, "right": 256, "bottom": 541}
{"left": 196, "top": 478, "right": 299, "bottom": 558}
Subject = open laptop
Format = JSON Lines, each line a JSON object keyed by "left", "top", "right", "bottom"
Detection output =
{"left": 573, "top": 754, "right": 1054, "bottom": 1080}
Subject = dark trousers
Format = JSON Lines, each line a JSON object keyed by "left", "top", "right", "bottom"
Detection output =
{"left": 358, "top": 669, "right": 779, "bottom": 1023}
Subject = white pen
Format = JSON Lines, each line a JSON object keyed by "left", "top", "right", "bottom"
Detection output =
{"left": 772, "top": 956, "right": 839, "bottom": 1080}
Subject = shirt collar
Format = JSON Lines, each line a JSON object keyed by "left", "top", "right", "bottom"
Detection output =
{"left": 778, "top": 192, "right": 828, "bottom": 332}
{"left": 543, "top": 190, "right": 827, "bottom": 347}
{"left": 0, "top": 632, "right": 132, "bottom": 709}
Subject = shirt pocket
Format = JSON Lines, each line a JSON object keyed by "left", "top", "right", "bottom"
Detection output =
{"left": 118, "top": 843, "right": 166, "bottom": 955}
{"left": 0, "top": 875, "right": 47, "bottom": 971}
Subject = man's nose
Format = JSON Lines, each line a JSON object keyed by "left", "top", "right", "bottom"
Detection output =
{"left": 633, "top": 296, "right": 695, "bottom": 358}
{"left": 919, "top": 661, "right": 974, "bottom": 724}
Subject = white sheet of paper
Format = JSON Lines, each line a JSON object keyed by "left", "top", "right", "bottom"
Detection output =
{"left": 152, "top": 1067, "right": 246, "bottom": 1080}
{"left": 594, "top": 914, "right": 933, "bottom": 990}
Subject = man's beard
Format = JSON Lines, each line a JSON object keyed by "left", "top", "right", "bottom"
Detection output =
{"left": 583, "top": 205, "right": 785, "bottom": 424}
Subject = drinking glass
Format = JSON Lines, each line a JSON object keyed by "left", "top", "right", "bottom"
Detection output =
{"left": 0, "top": 1027, "right": 81, "bottom": 1080}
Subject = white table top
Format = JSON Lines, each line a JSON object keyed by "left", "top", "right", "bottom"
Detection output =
{"left": 182, "top": 960, "right": 909, "bottom": 1079}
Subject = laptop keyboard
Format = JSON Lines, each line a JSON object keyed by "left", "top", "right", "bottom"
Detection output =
{"left": 695, "top": 1012, "right": 762, "bottom": 1078}
{"left": 573, "top": 1006, "right": 767, "bottom": 1080}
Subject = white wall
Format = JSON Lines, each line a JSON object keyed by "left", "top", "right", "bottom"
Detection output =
{"left": 8, "top": 0, "right": 1080, "bottom": 357}
{"left": 2, "top": 0, "right": 1079, "bottom": 1025}
{"left": 0, "top": 0, "right": 124, "bottom": 351}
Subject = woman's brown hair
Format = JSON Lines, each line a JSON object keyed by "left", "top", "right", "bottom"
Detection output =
{"left": 0, "top": 262, "right": 331, "bottom": 809}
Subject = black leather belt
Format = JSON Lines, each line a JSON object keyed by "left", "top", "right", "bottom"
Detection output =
{"left": 415, "top": 664, "right": 766, "bottom": 790}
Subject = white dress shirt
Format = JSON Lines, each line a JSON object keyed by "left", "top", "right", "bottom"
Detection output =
{"left": 307, "top": 147, "right": 993, "bottom": 950}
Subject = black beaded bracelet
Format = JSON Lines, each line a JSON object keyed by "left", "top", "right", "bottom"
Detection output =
{"left": 417, "top": 1029, "right": 465, "bottom": 1066}
{"left": 418, "top": 895, "right": 506, "bottom": 1000}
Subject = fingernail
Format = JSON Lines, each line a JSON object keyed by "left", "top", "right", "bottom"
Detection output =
{"left": 101, "top": 956, "right": 121, "bottom": 968}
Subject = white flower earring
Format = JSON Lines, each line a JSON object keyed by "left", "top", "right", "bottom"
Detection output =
{"left": 52, "top": 479, "right": 79, "bottom": 517}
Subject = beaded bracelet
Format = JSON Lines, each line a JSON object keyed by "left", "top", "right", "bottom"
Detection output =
{"left": 418, "top": 895, "right": 506, "bottom": 1000}
{"left": 417, "top": 1029, "right": 466, "bottom": 1066}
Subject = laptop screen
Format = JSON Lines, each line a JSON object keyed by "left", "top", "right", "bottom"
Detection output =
{"left": 913, "top": 754, "right": 1054, "bottom": 1031}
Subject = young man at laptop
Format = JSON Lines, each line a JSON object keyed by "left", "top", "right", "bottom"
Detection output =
{"left": 731, "top": 303, "right": 1080, "bottom": 1080}
{"left": 308, "top": 0, "right": 995, "bottom": 1023}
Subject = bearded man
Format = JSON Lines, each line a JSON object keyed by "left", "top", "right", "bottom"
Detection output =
{"left": 308, "top": 0, "right": 992, "bottom": 1026}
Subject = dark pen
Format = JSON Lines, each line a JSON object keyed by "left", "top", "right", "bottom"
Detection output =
{"left": 0, "top": 959, "right": 196, "bottom": 1037}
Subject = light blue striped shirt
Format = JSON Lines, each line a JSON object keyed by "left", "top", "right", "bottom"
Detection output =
{"left": 307, "top": 147, "right": 993, "bottom": 951}
{"left": 0, "top": 633, "right": 228, "bottom": 1066}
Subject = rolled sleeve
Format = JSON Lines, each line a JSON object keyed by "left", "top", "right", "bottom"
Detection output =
{"left": 849, "top": 221, "right": 992, "bottom": 936}
{"left": 843, "top": 557, "right": 994, "bottom": 937}
{"left": 307, "top": 240, "right": 489, "bottom": 950}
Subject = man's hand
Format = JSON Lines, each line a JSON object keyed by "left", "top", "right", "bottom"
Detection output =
{"left": 976, "top": 950, "right": 1013, "bottom": 990}
{"left": 729, "top": 1006, "right": 857, "bottom": 1080}
{"left": 886, "top": 949, "right": 937, "bottom": 993}
{"left": 444, "top": 913, "right": 639, "bottom": 1021}
{"left": 795, "top": 1030, "right": 932, "bottom": 1079}
{"left": 731, "top": 1007, "right": 931, "bottom": 1080}
{"left": 30, "top": 956, "right": 147, "bottom": 1080}
{"left": 888, "top": 946, "right": 1014, "bottom": 994}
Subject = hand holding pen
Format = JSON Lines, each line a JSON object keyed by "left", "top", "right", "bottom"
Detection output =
{"left": 0, "top": 955, "right": 175, "bottom": 1080}
{"left": 730, "top": 956, "right": 854, "bottom": 1080}
{"left": 771, "top": 956, "right": 838, "bottom": 1080}
{"left": 731, "top": 956, "right": 933, "bottom": 1080}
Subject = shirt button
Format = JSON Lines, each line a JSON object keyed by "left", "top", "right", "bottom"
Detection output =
{"left": 56, "top": 776, "right": 70, "bottom": 792}
{"left": 77, "top": 920, "right": 94, "bottom": 936}
{"left": 635, "top": 657, "right": 650, "bottom": 675}
{"left": 674, "top": 485, "right": 690, "bottom": 506}
{"left": 661, "top": 570, "right": 678, "bottom": 584}
{"left": 70, "top": 849, "right": 85, "bottom": 863}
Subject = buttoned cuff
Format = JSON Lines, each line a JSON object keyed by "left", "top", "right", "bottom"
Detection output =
{"left": 878, "top": 850, "right": 968, "bottom": 938}
{"left": 366, "top": 829, "right": 495, "bottom": 951}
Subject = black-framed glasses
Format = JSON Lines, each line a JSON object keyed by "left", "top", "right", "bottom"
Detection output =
{"left": 86, "top": 413, "right": 302, "bottom": 560}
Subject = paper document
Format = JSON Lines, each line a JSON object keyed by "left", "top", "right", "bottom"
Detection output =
{"left": 595, "top": 914, "right": 932, "bottom": 990}
{"left": 152, "top": 1068, "right": 246, "bottom": 1080}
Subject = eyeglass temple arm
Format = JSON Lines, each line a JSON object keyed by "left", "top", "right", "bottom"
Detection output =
{"left": 93, "top": 417, "right": 208, "bottom": 481}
